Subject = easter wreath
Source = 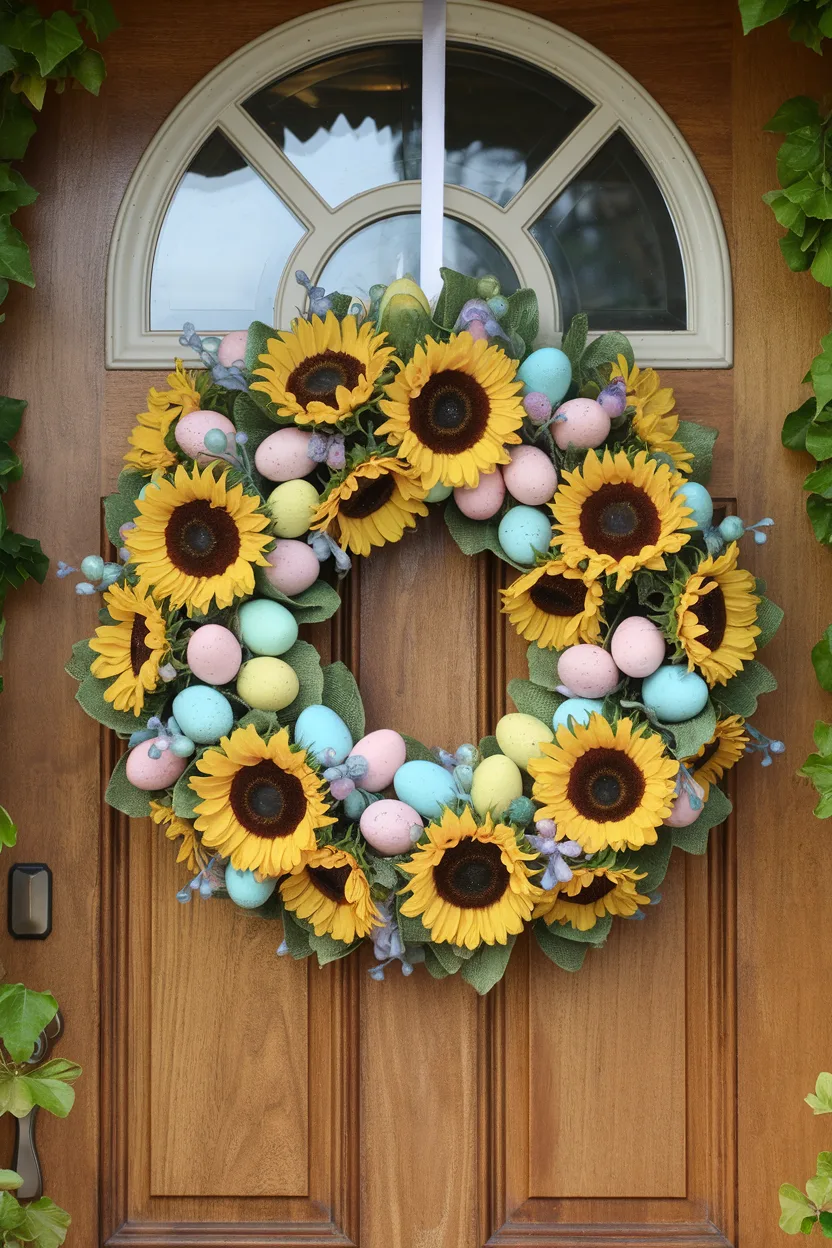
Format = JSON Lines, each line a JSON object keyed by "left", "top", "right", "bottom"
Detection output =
{"left": 65, "top": 268, "right": 783, "bottom": 994}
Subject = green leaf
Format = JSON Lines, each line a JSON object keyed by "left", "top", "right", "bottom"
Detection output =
{"left": 806, "top": 1072, "right": 832, "bottom": 1114}
{"left": 0, "top": 1172, "right": 22, "bottom": 1193}
{"left": 819, "top": 1210, "right": 832, "bottom": 1237}
{"left": 443, "top": 499, "right": 522, "bottom": 569}
{"left": 560, "top": 313, "right": 588, "bottom": 373}
{"left": 274, "top": 639, "right": 324, "bottom": 725}
{"left": 503, "top": 288, "right": 539, "bottom": 353}
{"left": 0, "top": 168, "right": 37, "bottom": 217}
{"left": 0, "top": 1189, "right": 25, "bottom": 1233}
{"left": 308, "top": 927, "right": 361, "bottom": 965}
{"left": 429, "top": 942, "right": 464, "bottom": 976}
{"left": 69, "top": 47, "right": 105, "bottom": 95}
{"left": 779, "top": 1184, "right": 818, "bottom": 1235}
{"left": 0, "top": 216, "right": 34, "bottom": 287}
{"left": 713, "top": 659, "right": 777, "bottom": 718}
{"left": 11, "top": 1059, "right": 80, "bottom": 1118}
{"left": 233, "top": 389, "right": 285, "bottom": 453}
{"left": 810, "top": 336, "right": 832, "bottom": 416}
{"left": 75, "top": 673, "right": 165, "bottom": 736}
{"left": 806, "top": 1175, "right": 832, "bottom": 1208}
{"left": 808, "top": 493, "right": 832, "bottom": 543}
{"left": 670, "top": 784, "right": 732, "bottom": 854}
{"left": 554, "top": 912, "right": 613, "bottom": 945}
{"left": 401, "top": 734, "right": 436, "bottom": 764}
{"left": 526, "top": 642, "right": 562, "bottom": 691}
{"left": 478, "top": 735, "right": 500, "bottom": 758}
{"left": 0, "top": 85, "right": 37, "bottom": 160}
{"left": 799, "top": 732, "right": 832, "bottom": 817}
{"left": 14, "top": 1195, "right": 70, "bottom": 1248}
{"left": 778, "top": 125, "right": 824, "bottom": 176}
{"left": 103, "top": 469, "right": 143, "bottom": 546}
{"left": 459, "top": 937, "right": 516, "bottom": 994}
{"left": 171, "top": 758, "right": 202, "bottom": 820}
{"left": 812, "top": 625, "right": 832, "bottom": 691}
{"left": 817, "top": 1151, "right": 832, "bottom": 1178}
{"left": 764, "top": 189, "right": 807, "bottom": 233}
{"left": 279, "top": 909, "right": 312, "bottom": 959}
{"left": 580, "top": 330, "right": 634, "bottom": 378}
{"left": 812, "top": 228, "right": 832, "bottom": 286}
{"left": 0, "top": 396, "right": 25, "bottom": 444}
{"left": 805, "top": 423, "right": 832, "bottom": 463}
{"left": 507, "top": 677, "right": 564, "bottom": 724}
{"left": 64, "top": 638, "right": 96, "bottom": 683}
{"left": 739, "top": 0, "right": 791, "bottom": 34}
{"left": 780, "top": 231, "right": 813, "bottom": 271}
{"left": 665, "top": 700, "right": 717, "bottom": 761}
{"left": 615, "top": 832, "right": 673, "bottom": 893}
{"left": 432, "top": 268, "right": 482, "bottom": 331}
{"left": 321, "top": 661, "right": 365, "bottom": 742}
{"left": 755, "top": 596, "right": 784, "bottom": 648}
{"left": 244, "top": 319, "right": 278, "bottom": 373}
{"left": 423, "top": 947, "right": 454, "bottom": 979}
{"left": 0, "top": 804, "right": 17, "bottom": 850}
{"left": 674, "top": 420, "right": 718, "bottom": 484}
{"left": 0, "top": 983, "right": 58, "bottom": 1062}
{"left": 253, "top": 567, "right": 341, "bottom": 624}
{"left": 534, "top": 921, "right": 588, "bottom": 972}
{"left": 73, "top": 0, "right": 119, "bottom": 40}
{"left": 104, "top": 752, "right": 154, "bottom": 818}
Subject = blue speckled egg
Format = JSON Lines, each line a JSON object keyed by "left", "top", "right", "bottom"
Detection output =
{"left": 172, "top": 686, "right": 234, "bottom": 744}
{"left": 393, "top": 760, "right": 457, "bottom": 820}
{"left": 517, "top": 347, "right": 572, "bottom": 406}
{"left": 674, "top": 481, "right": 713, "bottom": 530}
{"left": 552, "top": 697, "right": 605, "bottom": 733}
{"left": 237, "top": 599, "right": 298, "bottom": 657}
{"left": 641, "top": 664, "right": 709, "bottom": 723}
{"left": 294, "top": 704, "right": 353, "bottom": 765}
{"left": 498, "top": 506, "right": 552, "bottom": 565}
{"left": 224, "top": 866, "right": 276, "bottom": 910}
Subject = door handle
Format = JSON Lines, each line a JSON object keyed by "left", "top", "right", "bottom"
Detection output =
{"left": 12, "top": 1011, "right": 63, "bottom": 1200}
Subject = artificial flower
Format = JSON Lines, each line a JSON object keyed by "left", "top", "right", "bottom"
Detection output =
{"left": 310, "top": 455, "right": 428, "bottom": 556}
{"left": 501, "top": 558, "right": 604, "bottom": 649}
{"left": 150, "top": 800, "right": 205, "bottom": 873}
{"left": 684, "top": 714, "right": 748, "bottom": 798}
{"left": 534, "top": 865, "right": 649, "bottom": 931}
{"left": 89, "top": 581, "right": 169, "bottom": 716}
{"left": 124, "top": 360, "right": 201, "bottom": 475}
{"left": 615, "top": 354, "right": 694, "bottom": 475}
{"left": 675, "top": 543, "right": 760, "bottom": 685}
{"left": 281, "top": 844, "right": 381, "bottom": 943}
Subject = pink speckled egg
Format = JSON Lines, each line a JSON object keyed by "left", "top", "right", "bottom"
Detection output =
{"left": 264, "top": 540, "right": 320, "bottom": 596}
{"left": 610, "top": 616, "right": 667, "bottom": 679}
{"left": 360, "top": 799, "right": 424, "bottom": 855}
{"left": 663, "top": 777, "right": 705, "bottom": 827}
{"left": 187, "top": 624, "right": 242, "bottom": 686}
{"left": 125, "top": 738, "right": 187, "bottom": 791}
{"left": 217, "top": 329, "right": 248, "bottom": 368}
{"left": 454, "top": 470, "right": 505, "bottom": 520}
{"left": 255, "top": 428, "right": 317, "bottom": 483}
{"left": 557, "top": 644, "right": 620, "bottom": 699}
{"left": 175, "top": 410, "right": 237, "bottom": 465}
{"left": 349, "top": 730, "right": 407, "bottom": 792}
{"left": 501, "top": 445, "right": 558, "bottom": 506}
{"left": 552, "top": 397, "right": 611, "bottom": 450}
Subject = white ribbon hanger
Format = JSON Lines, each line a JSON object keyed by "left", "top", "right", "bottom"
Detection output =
{"left": 419, "top": 0, "right": 447, "bottom": 302}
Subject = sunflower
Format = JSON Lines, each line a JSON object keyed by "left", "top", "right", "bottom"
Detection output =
{"left": 280, "top": 844, "right": 381, "bottom": 943}
{"left": 250, "top": 312, "right": 396, "bottom": 425}
{"left": 310, "top": 455, "right": 428, "bottom": 556}
{"left": 125, "top": 463, "right": 272, "bottom": 613}
{"left": 615, "top": 354, "right": 694, "bottom": 475}
{"left": 551, "top": 449, "right": 693, "bottom": 590}
{"left": 377, "top": 331, "right": 525, "bottom": 489}
{"left": 124, "top": 360, "right": 201, "bottom": 475}
{"left": 398, "top": 806, "right": 541, "bottom": 948}
{"left": 683, "top": 715, "right": 748, "bottom": 798}
{"left": 534, "top": 866, "right": 649, "bottom": 931}
{"left": 150, "top": 801, "right": 206, "bottom": 873}
{"left": 501, "top": 558, "right": 604, "bottom": 649}
{"left": 528, "top": 713, "right": 678, "bottom": 853}
{"left": 674, "top": 543, "right": 760, "bottom": 686}
{"left": 89, "top": 581, "right": 169, "bottom": 716}
{"left": 190, "top": 724, "right": 336, "bottom": 877}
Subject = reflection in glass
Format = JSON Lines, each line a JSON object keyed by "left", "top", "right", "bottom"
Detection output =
{"left": 243, "top": 44, "right": 592, "bottom": 207}
{"left": 319, "top": 214, "right": 518, "bottom": 308}
{"left": 530, "top": 131, "right": 687, "bottom": 331}
{"left": 150, "top": 130, "right": 305, "bottom": 331}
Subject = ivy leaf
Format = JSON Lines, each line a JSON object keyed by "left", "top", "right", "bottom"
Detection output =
{"left": 782, "top": 399, "right": 815, "bottom": 451}
{"left": 812, "top": 626, "right": 832, "bottom": 691}
{"left": 14, "top": 1195, "right": 71, "bottom": 1248}
{"left": 805, "top": 416, "right": 832, "bottom": 461}
{"left": 797, "top": 727, "right": 832, "bottom": 818}
{"left": 765, "top": 96, "right": 822, "bottom": 133}
{"left": 69, "top": 47, "right": 106, "bottom": 95}
{"left": 0, "top": 167, "right": 37, "bottom": 217}
{"left": 0, "top": 84, "right": 37, "bottom": 159}
{"left": 9, "top": 10, "right": 83, "bottom": 77}
{"left": 817, "top": 1151, "right": 832, "bottom": 1178}
{"left": 0, "top": 215, "right": 34, "bottom": 287}
{"left": 807, "top": 493, "right": 832, "bottom": 543}
{"left": 780, "top": 230, "right": 813, "bottom": 271}
{"left": 819, "top": 1211, "right": 832, "bottom": 1238}
{"left": 0, "top": 804, "right": 17, "bottom": 850}
{"left": 739, "top": 0, "right": 792, "bottom": 35}
{"left": 0, "top": 983, "right": 58, "bottom": 1062}
{"left": 779, "top": 1184, "right": 818, "bottom": 1235}
{"left": 806, "top": 1072, "right": 832, "bottom": 1114}
{"left": 812, "top": 228, "right": 832, "bottom": 286}
{"left": 0, "top": 1059, "right": 81, "bottom": 1118}
{"left": 0, "top": 395, "right": 25, "bottom": 443}
{"left": 763, "top": 189, "right": 807, "bottom": 233}
{"left": 73, "top": 0, "right": 119, "bottom": 41}
{"left": 0, "top": 1172, "right": 22, "bottom": 1193}
{"left": 807, "top": 1175, "right": 832, "bottom": 1209}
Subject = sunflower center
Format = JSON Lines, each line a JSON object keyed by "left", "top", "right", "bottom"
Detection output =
{"left": 288, "top": 350, "right": 364, "bottom": 409}
{"left": 433, "top": 839, "right": 509, "bottom": 909}
{"left": 579, "top": 483, "right": 661, "bottom": 558}
{"left": 306, "top": 862, "right": 351, "bottom": 904}
{"left": 566, "top": 874, "right": 618, "bottom": 905}
{"left": 566, "top": 747, "right": 646, "bottom": 822}
{"left": 165, "top": 499, "right": 241, "bottom": 577}
{"left": 337, "top": 472, "right": 396, "bottom": 520}
{"left": 691, "top": 582, "right": 727, "bottom": 652}
{"left": 129, "top": 614, "right": 152, "bottom": 675}
{"left": 229, "top": 759, "right": 306, "bottom": 838}
{"left": 409, "top": 370, "right": 490, "bottom": 453}
{"left": 529, "top": 574, "right": 587, "bottom": 617}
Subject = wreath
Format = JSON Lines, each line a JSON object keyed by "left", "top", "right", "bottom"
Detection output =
{"left": 65, "top": 268, "right": 783, "bottom": 994}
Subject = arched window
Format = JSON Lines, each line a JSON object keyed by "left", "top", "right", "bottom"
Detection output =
{"left": 107, "top": 0, "right": 731, "bottom": 368}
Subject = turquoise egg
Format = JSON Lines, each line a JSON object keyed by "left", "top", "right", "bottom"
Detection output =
{"left": 517, "top": 347, "right": 572, "bottom": 406}
{"left": 237, "top": 599, "right": 298, "bottom": 657}
{"left": 425, "top": 481, "right": 454, "bottom": 503}
{"left": 675, "top": 481, "right": 713, "bottom": 530}
{"left": 224, "top": 866, "right": 276, "bottom": 910}
{"left": 294, "top": 704, "right": 353, "bottom": 765}
{"left": 498, "top": 506, "right": 552, "bottom": 565}
{"left": 641, "top": 664, "right": 709, "bottom": 723}
{"left": 552, "top": 697, "right": 604, "bottom": 733}
{"left": 393, "top": 760, "right": 457, "bottom": 819}
{"left": 172, "top": 686, "right": 234, "bottom": 744}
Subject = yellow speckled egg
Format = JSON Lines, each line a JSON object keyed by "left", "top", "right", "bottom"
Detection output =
{"left": 236, "top": 656, "right": 299, "bottom": 711}
{"left": 266, "top": 479, "right": 320, "bottom": 539}
{"left": 471, "top": 753, "right": 523, "bottom": 819}
{"left": 494, "top": 713, "right": 554, "bottom": 770}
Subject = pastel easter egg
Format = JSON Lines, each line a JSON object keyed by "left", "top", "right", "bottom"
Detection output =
{"left": 264, "top": 539, "right": 320, "bottom": 596}
{"left": 517, "top": 346, "right": 572, "bottom": 406}
{"left": 552, "top": 697, "right": 605, "bottom": 733}
{"left": 186, "top": 624, "right": 242, "bottom": 686}
{"left": 663, "top": 778, "right": 706, "bottom": 828}
{"left": 224, "top": 865, "right": 277, "bottom": 909}
{"left": 557, "top": 645, "right": 620, "bottom": 699}
{"left": 237, "top": 599, "right": 298, "bottom": 657}
{"left": 552, "top": 397, "right": 611, "bottom": 451}
{"left": 237, "top": 656, "right": 299, "bottom": 711}
{"left": 125, "top": 738, "right": 187, "bottom": 790}
{"left": 175, "top": 410, "right": 237, "bottom": 465}
{"left": 675, "top": 481, "right": 713, "bottom": 530}
{"left": 501, "top": 445, "right": 558, "bottom": 506}
{"left": 425, "top": 481, "right": 453, "bottom": 503}
{"left": 454, "top": 470, "right": 505, "bottom": 520}
{"left": 393, "top": 760, "right": 458, "bottom": 819}
{"left": 255, "top": 428, "right": 318, "bottom": 483}
{"left": 294, "top": 705, "right": 353, "bottom": 765}
{"left": 610, "top": 616, "right": 667, "bottom": 679}
{"left": 267, "top": 480, "right": 321, "bottom": 539}
{"left": 498, "top": 506, "right": 552, "bottom": 566}
{"left": 360, "top": 799, "right": 424, "bottom": 855}
{"left": 351, "top": 729, "right": 407, "bottom": 792}
{"left": 471, "top": 753, "right": 523, "bottom": 818}
{"left": 217, "top": 330, "right": 248, "bottom": 368}
{"left": 641, "top": 664, "right": 709, "bottom": 723}
{"left": 172, "top": 686, "right": 235, "bottom": 744}
{"left": 494, "top": 713, "right": 554, "bottom": 770}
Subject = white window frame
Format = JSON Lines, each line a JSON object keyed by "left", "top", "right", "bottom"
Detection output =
{"left": 106, "top": 0, "right": 732, "bottom": 369}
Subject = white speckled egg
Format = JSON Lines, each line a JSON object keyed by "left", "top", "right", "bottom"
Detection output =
{"left": 674, "top": 481, "right": 712, "bottom": 530}
{"left": 350, "top": 729, "right": 407, "bottom": 792}
{"left": 237, "top": 599, "right": 298, "bottom": 657}
{"left": 264, "top": 540, "right": 320, "bottom": 596}
{"left": 237, "top": 656, "right": 299, "bottom": 711}
{"left": 172, "top": 686, "right": 235, "bottom": 744}
{"left": 454, "top": 470, "right": 505, "bottom": 520}
{"left": 187, "top": 624, "right": 242, "bottom": 686}
{"left": 517, "top": 347, "right": 572, "bottom": 406}
{"left": 217, "top": 330, "right": 248, "bottom": 368}
{"left": 393, "top": 760, "right": 458, "bottom": 819}
{"left": 267, "top": 480, "right": 320, "bottom": 539}
{"left": 498, "top": 506, "right": 552, "bottom": 565}
{"left": 641, "top": 664, "right": 709, "bottom": 723}
{"left": 224, "top": 865, "right": 276, "bottom": 909}
{"left": 495, "top": 713, "right": 554, "bottom": 770}
{"left": 610, "top": 616, "right": 667, "bottom": 679}
{"left": 175, "top": 410, "right": 237, "bottom": 465}
{"left": 552, "top": 397, "right": 611, "bottom": 450}
{"left": 552, "top": 697, "right": 605, "bottom": 733}
{"left": 501, "top": 445, "right": 558, "bottom": 506}
{"left": 294, "top": 705, "right": 353, "bottom": 764}
{"left": 557, "top": 645, "right": 620, "bottom": 698}
{"left": 125, "top": 738, "right": 187, "bottom": 790}
{"left": 663, "top": 777, "right": 706, "bottom": 828}
{"left": 255, "top": 428, "right": 318, "bottom": 483}
{"left": 471, "top": 753, "right": 523, "bottom": 818}
{"left": 360, "top": 799, "right": 424, "bottom": 855}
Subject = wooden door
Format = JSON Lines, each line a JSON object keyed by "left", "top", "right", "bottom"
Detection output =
{"left": 1, "top": 3, "right": 831, "bottom": 1245}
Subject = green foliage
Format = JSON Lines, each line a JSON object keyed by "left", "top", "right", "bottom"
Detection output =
{"left": 0, "top": 983, "right": 57, "bottom": 1062}
{"left": 778, "top": 1076, "right": 832, "bottom": 1236}
{"left": 321, "top": 661, "right": 366, "bottom": 742}
{"left": 459, "top": 937, "right": 516, "bottom": 994}
{"left": 560, "top": 311, "right": 635, "bottom": 390}
{"left": 798, "top": 720, "right": 832, "bottom": 816}
{"left": 0, "top": 804, "right": 16, "bottom": 850}
{"left": 443, "top": 498, "right": 523, "bottom": 569}
{"left": 0, "top": 1184, "right": 70, "bottom": 1246}
{"left": 807, "top": 1072, "right": 832, "bottom": 1114}
{"left": 741, "top": 0, "right": 832, "bottom": 51}
{"left": 534, "top": 921, "right": 588, "bottom": 972}
{"left": 669, "top": 784, "right": 732, "bottom": 855}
